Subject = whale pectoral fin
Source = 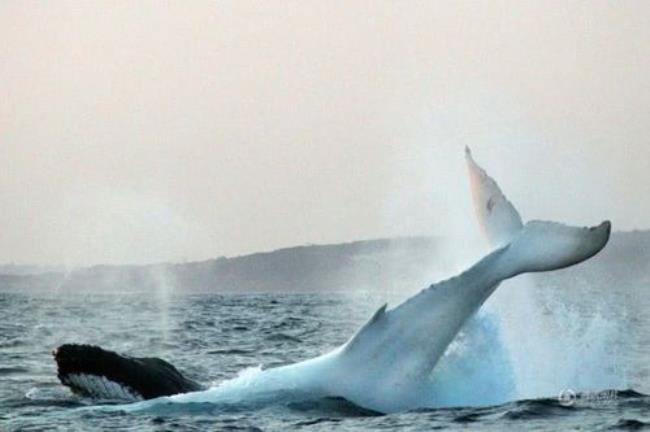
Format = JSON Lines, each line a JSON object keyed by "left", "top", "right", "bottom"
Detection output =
{"left": 466, "top": 147, "right": 523, "bottom": 247}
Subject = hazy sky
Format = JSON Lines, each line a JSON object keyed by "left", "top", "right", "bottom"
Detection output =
{"left": 1, "top": 1, "right": 649, "bottom": 266}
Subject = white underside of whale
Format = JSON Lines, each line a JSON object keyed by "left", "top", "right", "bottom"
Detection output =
{"left": 120, "top": 149, "right": 611, "bottom": 414}
{"left": 65, "top": 373, "right": 143, "bottom": 402}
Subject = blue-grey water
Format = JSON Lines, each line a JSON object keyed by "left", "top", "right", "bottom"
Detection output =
{"left": 1, "top": 285, "right": 649, "bottom": 431}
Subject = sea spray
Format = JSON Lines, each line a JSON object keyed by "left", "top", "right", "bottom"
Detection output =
{"left": 150, "top": 264, "right": 174, "bottom": 344}
{"left": 424, "top": 310, "right": 516, "bottom": 407}
{"left": 485, "top": 274, "right": 627, "bottom": 401}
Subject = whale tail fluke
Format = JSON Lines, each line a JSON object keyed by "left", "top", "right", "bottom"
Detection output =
{"left": 465, "top": 147, "right": 611, "bottom": 277}
{"left": 465, "top": 146, "right": 523, "bottom": 248}
{"left": 497, "top": 219, "right": 611, "bottom": 279}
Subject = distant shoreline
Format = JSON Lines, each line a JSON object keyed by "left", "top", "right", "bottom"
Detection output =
{"left": 1, "top": 231, "right": 647, "bottom": 293}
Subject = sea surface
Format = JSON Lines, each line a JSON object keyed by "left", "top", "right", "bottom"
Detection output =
{"left": 1, "top": 285, "right": 649, "bottom": 431}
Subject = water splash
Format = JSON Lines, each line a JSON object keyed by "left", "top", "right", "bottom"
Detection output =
{"left": 483, "top": 274, "right": 628, "bottom": 401}
{"left": 423, "top": 311, "right": 515, "bottom": 407}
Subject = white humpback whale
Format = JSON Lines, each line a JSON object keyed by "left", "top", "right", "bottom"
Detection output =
{"left": 53, "top": 149, "right": 611, "bottom": 413}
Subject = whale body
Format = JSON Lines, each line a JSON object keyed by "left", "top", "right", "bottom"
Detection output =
{"left": 54, "top": 149, "right": 611, "bottom": 413}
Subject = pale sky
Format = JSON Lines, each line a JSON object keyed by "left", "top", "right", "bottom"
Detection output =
{"left": 1, "top": 1, "right": 649, "bottom": 266}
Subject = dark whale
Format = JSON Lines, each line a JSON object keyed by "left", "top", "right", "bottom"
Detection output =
{"left": 52, "top": 344, "right": 203, "bottom": 401}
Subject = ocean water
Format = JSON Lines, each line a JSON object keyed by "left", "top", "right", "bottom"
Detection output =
{"left": 1, "top": 285, "right": 649, "bottom": 431}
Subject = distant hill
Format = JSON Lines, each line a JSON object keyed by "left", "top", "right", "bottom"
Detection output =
{"left": 0, "top": 237, "right": 445, "bottom": 293}
{"left": 1, "top": 232, "right": 648, "bottom": 294}
{"left": 0, "top": 264, "right": 65, "bottom": 275}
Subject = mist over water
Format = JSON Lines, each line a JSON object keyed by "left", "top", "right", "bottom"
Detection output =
{"left": 150, "top": 265, "right": 174, "bottom": 343}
